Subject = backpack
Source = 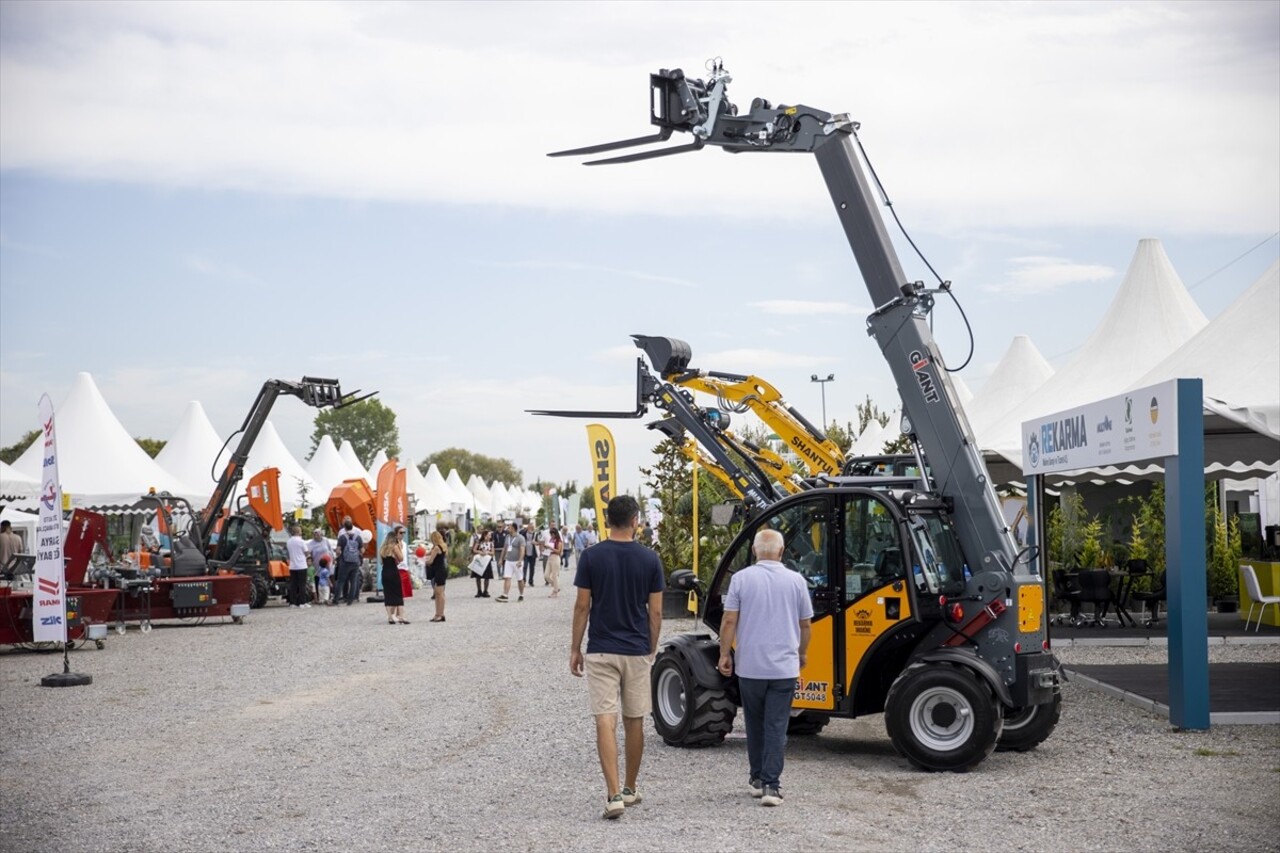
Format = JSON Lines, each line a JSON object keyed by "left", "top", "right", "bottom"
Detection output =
{"left": 340, "top": 532, "right": 362, "bottom": 563}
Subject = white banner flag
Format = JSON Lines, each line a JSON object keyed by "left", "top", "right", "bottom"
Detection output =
{"left": 33, "top": 394, "right": 67, "bottom": 644}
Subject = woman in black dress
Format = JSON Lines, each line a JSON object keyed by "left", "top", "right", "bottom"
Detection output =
{"left": 428, "top": 529, "right": 449, "bottom": 622}
{"left": 379, "top": 526, "right": 408, "bottom": 624}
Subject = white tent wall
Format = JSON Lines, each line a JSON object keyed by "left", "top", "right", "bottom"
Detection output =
{"left": 0, "top": 460, "right": 39, "bottom": 499}
{"left": 11, "top": 372, "right": 199, "bottom": 504}
{"left": 306, "top": 435, "right": 353, "bottom": 499}
{"left": 155, "top": 401, "right": 224, "bottom": 502}
{"left": 418, "top": 464, "right": 457, "bottom": 514}
{"left": 337, "top": 440, "right": 367, "bottom": 482}
{"left": 984, "top": 239, "right": 1208, "bottom": 468}
{"left": 968, "top": 335, "right": 1054, "bottom": 439}
{"left": 366, "top": 449, "right": 389, "bottom": 484}
{"left": 231, "top": 420, "right": 319, "bottom": 511}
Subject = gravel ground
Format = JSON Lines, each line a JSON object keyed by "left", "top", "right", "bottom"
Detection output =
{"left": 2, "top": 581, "right": 1278, "bottom": 853}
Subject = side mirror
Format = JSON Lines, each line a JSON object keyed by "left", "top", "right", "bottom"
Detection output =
{"left": 710, "top": 502, "right": 742, "bottom": 526}
{"left": 668, "top": 568, "right": 701, "bottom": 591}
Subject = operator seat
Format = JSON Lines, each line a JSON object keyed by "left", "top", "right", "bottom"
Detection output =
{"left": 169, "top": 534, "right": 208, "bottom": 577}
{"left": 873, "top": 547, "right": 902, "bottom": 585}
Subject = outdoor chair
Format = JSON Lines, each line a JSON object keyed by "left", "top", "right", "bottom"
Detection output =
{"left": 1073, "top": 569, "right": 1114, "bottom": 627}
{"left": 1239, "top": 564, "right": 1280, "bottom": 632}
{"left": 1051, "top": 569, "right": 1082, "bottom": 626}
{"left": 1130, "top": 571, "right": 1167, "bottom": 627}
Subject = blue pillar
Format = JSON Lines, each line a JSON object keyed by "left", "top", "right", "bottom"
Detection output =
{"left": 1166, "top": 378, "right": 1209, "bottom": 730}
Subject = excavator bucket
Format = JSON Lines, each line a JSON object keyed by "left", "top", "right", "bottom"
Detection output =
{"left": 246, "top": 467, "right": 284, "bottom": 532}
{"left": 326, "top": 478, "right": 377, "bottom": 556}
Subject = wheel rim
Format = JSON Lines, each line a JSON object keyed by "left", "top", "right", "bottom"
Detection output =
{"left": 908, "top": 685, "right": 975, "bottom": 750}
{"left": 1003, "top": 704, "right": 1036, "bottom": 733}
{"left": 655, "top": 666, "right": 687, "bottom": 726}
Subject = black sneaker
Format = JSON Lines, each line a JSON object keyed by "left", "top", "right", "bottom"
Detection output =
{"left": 517, "top": 595, "right": 524, "bottom": 602}
{"left": 761, "top": 786, "right": 783, "bottom": 807}
{"left": 748, "top": 777, "right": 763, "bottom": 798}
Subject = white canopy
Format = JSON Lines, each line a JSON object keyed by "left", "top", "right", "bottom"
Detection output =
{"left": 466, "top": 474, "right": 494, "bottom": 515}
{"left": 0, "top": 460, "right": 39, "bottom": 499}
{"left": 306, "top": 435, "right": 353, "bottom": 498}
{"left": 967, "top": 335, "right": 1054, "bottom": 439}
{"left": 366, "top": 449, "right": 389, "bottom": 485}
{"left": 444, "top": 469, "right": 473, "bottom": 508}
{"left": 154, "top": 401, "right": 224, "bottom": 501}
{"left": 417, "top": 464, "right": 459, "bottom": 513}
{"left": 232, "top": 420, "right": 319, "bottom": 510}
{"left": 850, "top": 419, "right": 886, "bottom": 457}
{"left": 337, "top": 440, "right": 367, "bottom": 482}
{"left": 405, "top": 461, "right": 429, "bottom": 499}
{"left": 11, "top": 372, "right": 197, "bottom": 504}
{"left": 489, "top": 482, "right": 513, "bottom": 516}
{"left": 983, "top": 239, "right": 1208, "bottom": 468}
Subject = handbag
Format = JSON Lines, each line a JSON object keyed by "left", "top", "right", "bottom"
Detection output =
{"left": 468, "top": 554, "right": 491, "bottom": 574}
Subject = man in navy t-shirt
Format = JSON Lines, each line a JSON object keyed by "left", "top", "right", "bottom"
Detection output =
{"left": 570, "top": 495, "right": 664, "bottom": 820}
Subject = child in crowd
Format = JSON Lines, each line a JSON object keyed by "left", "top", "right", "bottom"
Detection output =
{"left": 316, "top": 556, "right": 333, "bottom": 605}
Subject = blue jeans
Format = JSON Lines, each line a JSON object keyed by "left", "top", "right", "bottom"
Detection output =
{"left": 737, "top": 676, "right": 793, "bottom": 789}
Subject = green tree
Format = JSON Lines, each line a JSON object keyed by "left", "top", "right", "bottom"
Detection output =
{"left": 134, "top": 437, "right": 167, "bottom": 458}
{"left": 0, "top": 429, "right": 39, "bottom": 465}
{"left": 309, "top": 399, "right": 400, "bottom": 464}
{"left": 640, "top": 438, "right": 693, "bottom": 577}
{"left": 418, "top": 447, "right": 522, "bottom": 487}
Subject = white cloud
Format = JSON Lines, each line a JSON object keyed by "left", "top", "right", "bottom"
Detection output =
{"left": 749, "top": 300, "right": 866, "bottom": 316}
{"left": 0, "top": 2, "right": 1275, "bottom": 233}
{"left": 982, "top": 256, "right": 1116, "bottom": 295}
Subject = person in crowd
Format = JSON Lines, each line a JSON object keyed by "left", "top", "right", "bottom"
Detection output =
{"left": 544, "top": 524, "right": 563, "bottom": 598}
{"left": 335, "top": 517, "right": 364, "bottom": 606}
{"left": 316, "top": 556, "right": 332, "bottom": 606}
{"left": 524, "top": 522, "right": 540, "bottom": 588}
{"left": 427, "top": 529, "right": 449, "bottom": 622}
{"left": 379, "top": 525, "right": 409, "bottom": 624}
{"left": 285, "top": 524, "right": 311, "bottom": 609}
{"left": 0, "top": 520, "right": 24, "bottom": 570}
{"left": 306, "top": 528, "right": 335, "bottom": 603}
{"left": 570, "top": 495, "right": 665, "bottom": 820}
{"left": 496, "top": 521, "right": 525, "bottom": 603}
{"left": 562, "top": 524, "right": 575, "bottom": 570}
{"left": 573, "top": 523, "right": 593, "bottom": 563}
{"left": 716, "top": 528, "right": 813, "bottom": 807}
{"left": 470, "top": 528, "right": 495, "bottom": 598}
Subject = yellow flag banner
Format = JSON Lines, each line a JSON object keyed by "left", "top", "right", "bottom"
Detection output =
{"left": 586, "top": 423, "right": 616, "bottom": 542}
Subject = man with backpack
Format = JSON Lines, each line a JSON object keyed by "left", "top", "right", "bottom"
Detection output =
{"left": 335, "top": 517, "right": 365, "bottom": 606}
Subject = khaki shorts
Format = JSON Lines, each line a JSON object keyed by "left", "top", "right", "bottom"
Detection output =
{"left": 585, "top": 653, "right": 652, "bottom": 718}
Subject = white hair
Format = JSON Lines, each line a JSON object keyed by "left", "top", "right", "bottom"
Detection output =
{"left": 752, "top": 528, "right": 784, "bottom": 559}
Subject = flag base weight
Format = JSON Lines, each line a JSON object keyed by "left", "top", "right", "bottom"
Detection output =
{"left": 41, "top": 671, "right": 92, "bottom": 688}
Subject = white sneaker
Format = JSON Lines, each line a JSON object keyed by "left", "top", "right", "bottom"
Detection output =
{"left": 621, "top": 787, "right": 641, "bottom": 806}
{"left": 301, "top": 603, "right": 311, "bottom": 609}
{"left": 602, "top": 794, "right": 625, "bottom": 819}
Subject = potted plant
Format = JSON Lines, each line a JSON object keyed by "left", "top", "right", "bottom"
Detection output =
{"left": 1207, "top": 505, "right": 1240, "bottom": 612}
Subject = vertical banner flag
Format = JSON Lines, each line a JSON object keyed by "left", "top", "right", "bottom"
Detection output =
{"left": 586, "top": 424, "right": 616, "bottom": 542}
{"left": 374, "top": 458, "right": 398, "bottom": 591}
{"left": 391, "top": 467, "right": 408, "bottom": 526}
{"left": 34, "top": 394, "right": 67, "bottom": 644}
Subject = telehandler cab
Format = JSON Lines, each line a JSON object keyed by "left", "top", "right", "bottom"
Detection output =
{"left": 544, "top": 61, "right": 1061, "bottom": 772}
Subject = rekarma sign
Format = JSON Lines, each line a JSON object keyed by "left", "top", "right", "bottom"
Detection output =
{"left": 1020, "top": 379, "right": 1179, "bottom": 476}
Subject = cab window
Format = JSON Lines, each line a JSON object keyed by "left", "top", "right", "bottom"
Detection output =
{"left": 842, "top": 493, "right": 902, "bottom": 603}
{"left": 713, "top": 497, "right": 830, "bottom": 599}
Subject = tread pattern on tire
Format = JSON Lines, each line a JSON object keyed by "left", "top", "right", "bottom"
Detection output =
{"left": 884, "top": 662, "right": 1002, "bottom": 773}
{"left": 653, "top": 650, "right": 737, "bottom": 748}
{"left": 787, "top": 712, "right": 830, "bottom": 736}
{"left": 996, "top": 689, "right": 1061, "bottom": 753}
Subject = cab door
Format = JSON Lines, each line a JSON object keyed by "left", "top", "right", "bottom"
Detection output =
{"left": 711, "top": 494, "right": 840, "bottom": 712}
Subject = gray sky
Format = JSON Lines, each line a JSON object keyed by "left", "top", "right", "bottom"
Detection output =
{"left": 2, "top": 1, "right": 1277, "bottom": 495}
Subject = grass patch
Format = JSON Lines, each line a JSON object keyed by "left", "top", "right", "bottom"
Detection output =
{"left": 1193, "top": 747, "right": 1240, "bottom": 757}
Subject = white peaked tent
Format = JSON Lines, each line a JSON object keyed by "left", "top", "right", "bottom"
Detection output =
{"left": 1132, "top": 261, "right": 1280, "bottom": 441}
{"left": 967, "top": 335, "right": 1055, "bottom": 439}
{"left": 418, "top": 464, "right": 457, "bottom": 513}
{"left": 466, "top": 474, "right": 494, "bottom": 515}
{"left": 366, "top": 449, "right": 390, "bottom": 484}
{"left": 522, "top": 487, "right": 541, "bottom": 515}
{"left": 405, "top": 462, "right": 429, "bottom": 499}
{"left": 1, "top": 460, "right": 39, "bottom": 499}
{"left": 489, "top": 482, "right": 513, "bottom": 516}
{"left": 445, "top": 469, "right": 473, "bottom": 508}
{"left": 337, "top": 440, "right": 368, "bottom": 482}
{"left": 232, "top": 420, "right": 319, "bottom": 509}
{"left": 950, "top": 374, "right": 975, "bottom": 408}
{"left": 850, "top": 418, "right": 886, "bottom": 457}
{"left": 12, "top": 372, "right": 197, "bottom": 503}
{"left": 154, "top": 401, "right": 225, "bottom": 501}
{"left": 306, "top": 435, "right": 352, "bottom": 498}
{"left": 985, "top": 238, "right": 1208, "bottom": 467}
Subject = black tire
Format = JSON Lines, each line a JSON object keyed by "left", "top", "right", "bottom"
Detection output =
{"left": 650, "top": 649, "right": 736, "bottom": 748}
{"left": 787, "top": 711, "right": 830, "bottom": 736}
{"left": 997, "top": 690, "right": 1062, "bottom": 752}
{"left": 249, "top": 575, "right": 270, "bottom": 610}
{"left": 884, "top": 663, "right": 1003, "bottom": 772}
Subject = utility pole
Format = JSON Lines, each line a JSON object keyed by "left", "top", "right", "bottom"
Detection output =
{"left": 811, "top": 374, "right": 835, "bottom": 428}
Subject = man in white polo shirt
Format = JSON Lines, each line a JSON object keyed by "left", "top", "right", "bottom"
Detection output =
{"left": 716, "top": 528, "right": 812, "bottom": 806}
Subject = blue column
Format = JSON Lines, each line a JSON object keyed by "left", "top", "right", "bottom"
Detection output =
{"left": 1166, "top": 378, "right": 1209, "bottom": 730}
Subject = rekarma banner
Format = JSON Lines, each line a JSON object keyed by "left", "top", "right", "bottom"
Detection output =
{"left": 1021, "top": 379, "right": 1180, "bottom": 476}
{"left": 33, "top": 394, "right": 67, "bottom": 644}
